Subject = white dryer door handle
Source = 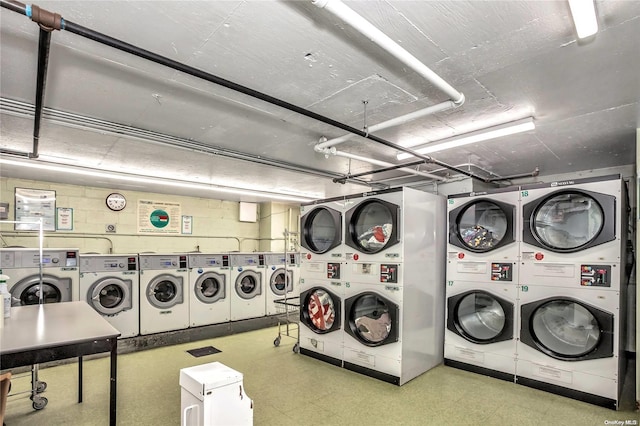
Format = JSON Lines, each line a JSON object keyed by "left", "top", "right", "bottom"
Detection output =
{"left": 182, "top": 403, "right": 199, "bottom": 426}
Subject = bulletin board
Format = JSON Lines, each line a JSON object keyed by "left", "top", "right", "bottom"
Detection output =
{"left": 14, "top": 187, "right": 56, "bottom": 231}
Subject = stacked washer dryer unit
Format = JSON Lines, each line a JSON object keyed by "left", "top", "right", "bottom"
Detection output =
{"left": 229, "top": 253, "right": 266, "bottom": 321}
{"left": 188, "top": 253, "right": 231, "bottom": 327}
{"left": 444, "top": 187, "right": 520, "bottom": 381}
{"left": 342, "top": 187, "right": 445, "bottom": 385}
{"left": 264, "top": 253, "right": 295, "bottom": 316}
{"left": 79, "top": 254, "right": 139, "bottom": 338}
{"left": 0, "top": 248, "right": 79, "bottom": 305}
{"left": 299, "top": 197, "right": 346, "bottom": 367}
{"left": 139, "top": 253, "right": 190, "bottom": 335}
{"left": 517, "top": 174, "right": 628, "bottom": 409}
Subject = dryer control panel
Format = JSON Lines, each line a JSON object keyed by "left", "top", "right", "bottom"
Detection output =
{"left": 580, "top": 264, "right": 611, "bottom": 287}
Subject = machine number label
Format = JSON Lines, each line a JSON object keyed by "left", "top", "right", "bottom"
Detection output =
{"left": 448, "top": 199, "right": 454, "bottom": 205}
{"left": 521, "top": 285, "right": 528, "bottom": 292}
{"left": 447, "top": 281, "right": 454, "bottom": 286}
{"left": 521, "top": 190, "right": 529, "bottom": 197}
{"left": 344, "top": 282, "right": 350, "bottom": 288}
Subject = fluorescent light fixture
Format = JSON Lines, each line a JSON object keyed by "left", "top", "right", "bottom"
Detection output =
{"left": 568, "top": 0, "right": 598, "bottom": 39}
{"left": 0, "top": 157, "right": 315, "bottom": 203}
{"left": 396, "top": 117, "right": 535, "bottom": 161}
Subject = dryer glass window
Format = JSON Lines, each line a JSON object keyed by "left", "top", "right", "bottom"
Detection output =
{"left": 531, "top": 300, "right": 600, "bottom": 357}
{"left": 99, "top": 284, "right": 124, "bottom": 309}
{"left": 533, "top": 193, "right": 604, "bottom": 250}
{"left": 307, "top": 289, "right": 336, "bottom": 331}
{"left": 307, "top": 209, "right": 338, "bottom": 252}
{"left": 457, "top": 293, "right": 505, "bottom": 340}
{"left": 239, "top": 276, "right": 257, "bottom": 294}
{"left": 154, "top": 281, "right": 176, "bottom": 303}
{"left": 458, "top": 201, "right": 507, "bottom": 251}
{"left": 200, "top": 277, "right": 221, "bottom": 298}
{"left": 21, "top": 284, "right": 61, "bottom": 305}
{"left": 351, "top": 294, "right": 392, "bottom": 344}
{"left": 352, "top": 202, "right": 393, "bottom": 252}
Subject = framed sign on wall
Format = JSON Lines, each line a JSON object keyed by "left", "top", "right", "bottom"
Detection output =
{"left": 14, "top": 187, "right": 56, "bottom": 231}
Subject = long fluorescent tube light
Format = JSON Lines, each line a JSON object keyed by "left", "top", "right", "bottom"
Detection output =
{"left": 0, "top": 158, "right": 315, "bottom": 203}
{"left": 568, "top": 0, "right": 598, "bottom": 39}
{"left": 396, "top": 117, "right": 535, "bottom": 160}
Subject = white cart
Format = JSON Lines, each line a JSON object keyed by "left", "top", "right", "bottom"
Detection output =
{"left": 180, "top": 362, "right": 253, "bottom": 426}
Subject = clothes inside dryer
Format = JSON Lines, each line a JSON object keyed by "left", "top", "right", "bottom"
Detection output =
{"left": 345, "top": 292, "right": 399, "bottom": 346}
{"left": 457, "top": 201, "right": 507, "bottom": 250}
{"left": 301, "top": 288, "right": 340, "bottom": 333}
{"left": 345, "top": 199, "right": 399, "bottom": 254}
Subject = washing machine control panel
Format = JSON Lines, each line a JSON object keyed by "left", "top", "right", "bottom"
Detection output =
{"left": 380, "top": 264, "right": 398, "bottom": 283}
{"left": 580, "top": 264, "right": 611, "bottom": 287}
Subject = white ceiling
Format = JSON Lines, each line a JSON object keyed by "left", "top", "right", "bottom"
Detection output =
{"left": 1, "top": 0, "right": 638, "bottom": 202}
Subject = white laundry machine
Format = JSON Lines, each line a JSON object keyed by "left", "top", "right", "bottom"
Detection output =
{"left": 79, "top": 254, "right": 139, "bottom": 338}
{"left": 299, "top": 260, "right": 344, "bottom": 367}
{"left": 300, "top": 197, "right": 347, "bottom": 263}
{"left": 444, "top": 280, "right": 517, "bottom": 381}
{"left": 447, "top": 187, "right": 519, "bottom": 284}
{"left": 516, "top": 283, "right": 624, "bottom": 409}
{"left": 229, "top": 253, "right": 266, "bottom": 321}
{"left": 286, "top": 252, "right": 301, "bottom": 297}
{"left": 188, "top": 253, "right": 231, "bottom": 327}
{"left": 0, "top": 248, "right": 79, "bottom": 305}
{"left": 264, "top": 253, "right": 294, "bottom": 316}
{"left": 139, "top": 253, "right": 189, "bottom": 335}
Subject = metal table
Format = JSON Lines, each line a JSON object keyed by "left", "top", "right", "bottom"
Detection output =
{"left": 0, "top": 301, "right": 120, "bottom": 425}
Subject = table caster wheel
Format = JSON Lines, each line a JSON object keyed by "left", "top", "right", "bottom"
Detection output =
{"left": 293, "top": 343, "right": 299, "bottom": 353}
{"left": 32, "top": 396, "right": 48, "bottom": 410}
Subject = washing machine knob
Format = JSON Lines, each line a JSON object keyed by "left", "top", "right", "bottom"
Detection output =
{"left": 271, "top": 266, "right": 276, "bottom": 270}
{"left": 118, "top": 263, "right": 125, "bottom": 268}
{"left": 198, "top": 268, "right": 203, "bottom": 273}
{"left": 238, "top": 267, "right": 244, "bottom": 272}
{"left": 51, "top": 258, "right": 59, "bottom": 264}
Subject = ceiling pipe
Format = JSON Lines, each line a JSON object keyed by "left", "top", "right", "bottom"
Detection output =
{"left": 332, "top": 159, "right": 427, "bottom": 183}
{"left": 1, "top": 1, "right": 488, "bottom": 183}
{"left": 31, "top": 27, "right": 54, "bottom": 158}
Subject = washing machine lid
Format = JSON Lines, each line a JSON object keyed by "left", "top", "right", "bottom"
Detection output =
{"left": 522, "top": 189, "right": 616, "bottom": 253}
{"left": 269, "top": 268, "right": 293, "bottom": 295}
{"left": 344, "top": 291, "right": 399, "bottom": 347}
{"left": 448, "top": 199, "right": 515, "bottom": 253}
{"left": 10, "top": 274, "right": 72, "bottom": 306}
{"left": 345, "top": 198, "right": 399, "bottom": 254}
{"left": 447, "top": 290, "right": 514, "bottom": 344}
{"left": 146, "top": 274, "right": 184, "bottom": 308}
{"left": 520, "top": 297, "right": 614, "bottom": 361}
{"left": 235, "top": 270, "right": 262, "bottom": 299}
{"left": 88, "top": 276, "right": 133, "bottom": 315}
{"left": 194, "top": 271, "right": 226, "bottom": 303}
{"left": 300, "top": 206, "right": 342, "bottom": 254}
{"left": 300, "top": 286, "right": 341, "bottom": 334}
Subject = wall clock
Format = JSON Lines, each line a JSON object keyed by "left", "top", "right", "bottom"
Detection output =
{"left": 106, "top": 192, "right": 127, "bottom": 211}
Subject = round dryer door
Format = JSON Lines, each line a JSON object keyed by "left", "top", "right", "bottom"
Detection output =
{"left": 344, "top": 291, "right": 399, "bottom": 347}
{"left": 520, "top": 297, "right": 614, "bottom": 361}
{"left": 345, "top": 199, "right": 399, "bottom": 254}
{"left": 235, "top": 270, "right": 262, "bottom": 300}
{"left": 10, "top": 274, "right": 72, "bottom": 306}
{"left": 449, "top": 199, "right": 515, "bottom": 253}
{"left": 88, "top": 277, "right": 133, "bottom": 315}
{"left": 146, "top": 274, "right": 184, "bottom": 309}
{"left": 300, "top": 206, "right": 342, "bottom": 254}
{"left": 447, "top": 290, "right": 513, "bottom": 344}
{"left": 523, "top": 190, "right": 615, "bottom": 252}
{"left": 300, "top": 287, "right": 341, "bottom": 334}
{"left": 269, "top": 268, "right": 293, "bottom": 296}
{"left": 194, "top": 272, "right": 226, "bottom": 304}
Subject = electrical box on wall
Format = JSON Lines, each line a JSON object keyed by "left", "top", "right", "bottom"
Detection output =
{"left": 239, "top": 202, "right": 257, "bottom": 223}
{"left": 0, "top": 202, "right": 8, "bottom": 220}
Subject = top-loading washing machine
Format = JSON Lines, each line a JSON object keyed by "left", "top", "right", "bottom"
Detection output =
{"left": 300, "top": 197, "right": 347, "bottom": 263}
{"left": 447, "top": 186, "right": 519, "bottom": 284}
{"left": 229, "top": 253, "right": 266, "bottom": 321}
{"left": 0, "top": 248, "right": 79, "bottom": 305}
{"left": 188, "top": 253, "right": 231, "bottom": 327}
{"left": 264, "top": 253, "right": 294, "bottom": 316}
{"left": 139, "top": 253, "right": 189, "bottom": 335}
{"left": 79, "top": 254, "right": 139, "bottom": 338}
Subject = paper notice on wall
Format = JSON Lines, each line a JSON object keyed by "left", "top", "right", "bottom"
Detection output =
{"left": 137, "top": 199, "right": 181, "bottom": 234}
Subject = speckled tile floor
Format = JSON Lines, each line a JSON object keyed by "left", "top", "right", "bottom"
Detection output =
{"left": 3, "top": 326, "right": 638, "bottom": 425}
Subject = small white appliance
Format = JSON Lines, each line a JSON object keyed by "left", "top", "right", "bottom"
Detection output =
{"left": 79, "top": 254, "right": 140, "bottom": 338}
{"left": 300, "top": 198, "right": 346, "bottom": 263}
{"left": 229, "top": 253, "right": 266, "bottom": 321}
{"left": 180, "top": 362, "right": 253, "bottom": 426}
{"left": 264, "top": 253, "right": 294, "bottom": 316}
{"left": 188, "top": 253, "right": 231, "bottom": 327}
{"left": 286, "top": 252, "right": 301, "bottom": 296}
{"left": 0, "top": 248, "right": 79, "bottom": 305}
{"left": 139, "top": 253, "right": 189, "bottom": 335}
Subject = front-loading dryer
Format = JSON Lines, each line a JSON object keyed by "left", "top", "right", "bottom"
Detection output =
{"left": 187, "top": 253, "right": 231, "bottom": 327}
{"left": 79, "top": 254, "right": 139, "bottom": 338}
{"left": 0, "top": 248, "right": 79, "bottom": 305}
{"left": 139, "top": 253, "right": 189, "bottom": 335}
{"left": 264, "top": 253, "right": 295, "bottom": 316}
{"left": 229, "top": 253, "right": 266, "bottom": 321}
{"left": 300, "top": 197, "right": 347, "bottom": 263}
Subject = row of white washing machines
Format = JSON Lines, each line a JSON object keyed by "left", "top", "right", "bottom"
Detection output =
{"left": 445, "top": 174, "right": 629, "bottom": 410}
{"left": 0, "top": 250, "right": 300, "bottom": 338}
{"left": 297, "top": 187, "right": 447, "bottom": 386}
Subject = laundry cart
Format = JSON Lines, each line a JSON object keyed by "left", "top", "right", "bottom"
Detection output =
{"left": 273, "top": 296, "right": 300, "bottom": 353}
{"left": 180, "top": 362, "right": 253, "bottom": 426}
